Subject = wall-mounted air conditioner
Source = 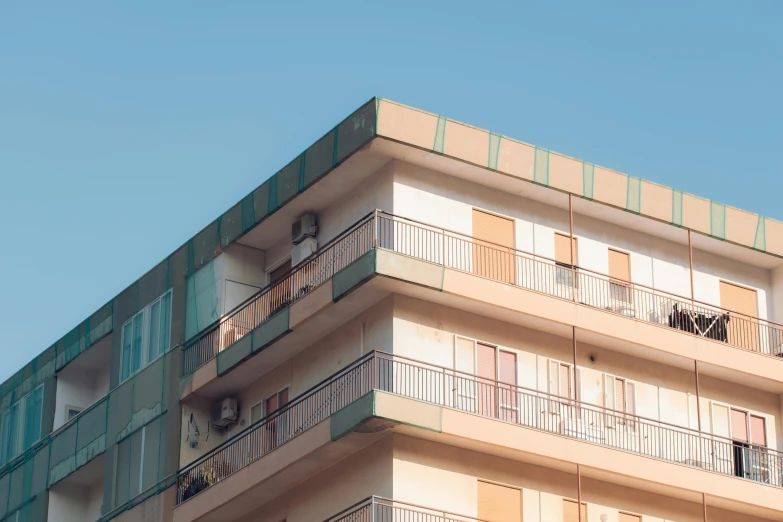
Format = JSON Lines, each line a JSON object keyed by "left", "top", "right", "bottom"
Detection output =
{"left": 292, "top": 214, "right": 317, "bottom": 245}
{"left": 292, "top": 238, "right": 318, "bottom": 266}
{"left": 211, "top": 397, "right": 238, "bottom": 430}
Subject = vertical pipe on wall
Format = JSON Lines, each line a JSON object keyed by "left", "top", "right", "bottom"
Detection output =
{"left": 703, "top": 492, "right": 707, "bottom": 522}
{"left": 695, "top": 359, "right": 703, "bottom": 467}
{"left": 569, "top": 194, "right": 576, "bottom": 301}
{"left": 577, "top": 463, "right": 583, "bottom": 522}
{"left": 572, "top": 326, "right": 578, "bottom": 404}
{"left": 689, "top": 229, "right": 695, "bottom": 302}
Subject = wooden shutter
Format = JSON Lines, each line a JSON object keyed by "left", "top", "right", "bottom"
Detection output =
{"left": 555, "top": 233, "right": 577, "bottom": 265}
{"left": 477, "top": 344, "right": 497, "bottom": 417}
{"left": 473, "top": 209, "right": 515, "bottom": 283}
{"left": 720, "top": 281, "right": 759, "bottom": 350}
{"left": 270, "top": 262, "right": 290, "bottom": 284}
{"left": 608, "top": 249, "right": 630, "bottom": 281}
{"left": 559, "top": 364, "right": 571, "bottom": 398}
{"left": 730, "top": 409, "right": 748, "bottom": 442}
{"left": 614, "top": 378, "right": 626, "bottom": 413}
{"left": 477, "top": 344, "right": 497, "bottom": 380}
{"left": 750, "top": 415, "right": 767, "bottom": 446}
{"left": 619, "top": 513, "right": 641, "bottom": 522}
{"left": 626, "top": 382, "right": 635, "bottom": 416}
{"left": 498, "top": 351, "right": 517, "bottom": 385}
{"left": 562, "top": 499, "right": 586, "bottom": 522}
{"left": 266, "top": 394, "right": 278, "bottom": 415}
{"left": 478, "top": 481, "right": 521, "bottom": 522}
{"left": 279, "top": 388, "right": 289, "bottom": 407}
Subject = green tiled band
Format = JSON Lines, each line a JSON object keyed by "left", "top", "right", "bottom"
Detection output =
{"left": 582, "top": 162, "right": 594, "bottom": 199}
{"left": 710, "top": 201, "right": 726, "bottom": 240}
{"left": 488, "top": 132, "right": 502, "bottom": 170}
{"left": 754, "top": 215, "right": 766, "bottom": 251}
{"left": 534, "top": 147, "right": 549, "bottom": 186}
{"left": 433, "top": 116, "right": 446, "bottom": 154}
{"left": 672, "top": 190, "right": 683, "bottom": 226}
{"left": 626, "top": 176, "right": 641, "bottom": 214}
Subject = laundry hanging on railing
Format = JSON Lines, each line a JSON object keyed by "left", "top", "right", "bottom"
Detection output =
{"left": 668, "top": 303, "right": 730, "bottom": 342}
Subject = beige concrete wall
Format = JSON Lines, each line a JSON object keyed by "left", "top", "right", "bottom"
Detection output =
{"left": 392, "top": 295, "right": 782, "bottom": 451}
{"left": 390, "top": 161, "right": 773, "bottom": 320}
{"left": 392, "top": 434, "right": 773, "bottom": 522}
{"left": 236, "top": 437, "right": 394, "bottom": 522}
{"left": 47, "top": 482, "right": 103, "bottom": 522}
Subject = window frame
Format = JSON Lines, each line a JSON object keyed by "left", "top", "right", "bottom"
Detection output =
{"left": 0, "top": 383, "right": 44, "bottom": 465}
{"left": 120, "top": 289, "right": 173, "bottom": 383}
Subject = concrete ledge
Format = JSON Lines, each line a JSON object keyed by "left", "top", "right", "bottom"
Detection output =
{"left": 330, "top": 391, "right": 442, "bottom": 441}
{"left": 332, "top": 250, "right": 377, "bottom": 300}
{"left": 216, "top": 331, "right": 252, "bottom": 376}
{"left": 376, "top": 249, "right": 444, "bottom": 291}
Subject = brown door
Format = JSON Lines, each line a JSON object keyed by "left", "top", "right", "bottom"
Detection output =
{"left": 562, "top": 499, "right": 586, "bottom": 522}
{"left": 478, "top": 481, "right": 521, "bottom": 522}
{"left": 473, "top": 209, "right": 515, "bottom": 284}
{"left": 720, "top": 281, "right": 759, "bottom": 350}
{"left": 268, "top": 262, "right": 292, "bottom": 319}
{"left": 266, "top": 388, "right": 289, "bottom": 451}
{"left": 608, "top": 249, "right": 631, "bottom": 306}
{"left": 477, "top": 343, "right": 497, "bottom": 418}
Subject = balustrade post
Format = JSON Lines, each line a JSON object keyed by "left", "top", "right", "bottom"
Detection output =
{"left": 373, "top": 210, "right": 379, "bottom": 250}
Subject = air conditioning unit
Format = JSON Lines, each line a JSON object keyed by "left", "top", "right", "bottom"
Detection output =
{"left": 211, "top": 398, "right": 238, "bottom": 430}
{"left": 292, "top": 214, "right": 317, "bottom": 245}
{"left": 292, "top": 237, "right": 318, "bottom": 266}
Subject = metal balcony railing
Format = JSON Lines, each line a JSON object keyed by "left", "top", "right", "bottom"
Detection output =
{"left": 181, "top": 212, "right": 377, "bottom": 375}
{"left": 182, "top": 210, "right": 783, "bottom": 377}
{"left": 376, "top": 212, "right": 783, "bottom": 357}
{"left": 324, "top": 496, "right": 488, "bottom": 522}
{"left": 176, "top": 352, "right": 783, "bottom": 505}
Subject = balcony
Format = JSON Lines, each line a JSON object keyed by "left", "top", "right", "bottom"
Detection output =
{"left": 181, "top": 211, "right": 783, "bottom": 379}
{"left": 176, "top": 351, "right": 783, "bottom": 505}
{"left": 325, "top": 497, "right": 481, "bottom": 522}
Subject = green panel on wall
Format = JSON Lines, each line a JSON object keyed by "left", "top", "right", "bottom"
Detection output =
{"left": 332, "top": 250, "right": 377, "bottom": 301}
{"left": 131, "top": 358, "right": 164, "bottom": 432}
{"left": 534, "top": 147, "right": 549, "bottom": 186}
{"left": 303, "top": 131, "right": 335, "bottom": 188}
{"left": 216, "top": 333, "right": 252, "bottom": 376}
{"left": 250, "top": 307, "right": 290, "bottom": 354}
{"left": 185, "top": 259, "right": 219, "bottom": 341}
{"left": 336, "top": 99, "right": 377, "bottom": 165}
{"left": 107, "top": 379, "right": 133, "bottom": 445}
{"left": 277, "top": 157, "right": 301, "bottom": 206}
{"left": 253, "top": 180, "right": 271, "bottom": 223}
{"left": 75, "top": 398, "right": 107, "bottom": 469}
{"left": 220, "top": 202, "right": 244, "bottom": 249}
{"left": 48, "top": 422, "right": 77, "bottom": 485}
{"left": 192, "top": 221, "right": 220, "bottom": 272}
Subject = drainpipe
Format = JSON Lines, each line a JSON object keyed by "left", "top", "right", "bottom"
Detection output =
{"left": 577, "top": 463, "right": 583, "bottom": 522}
{"left": 689, "top": 229, "right": 695, "bottom": 304}
{"left": 703, "top": 492, "right": 708, "bottom": 522}
{"left": 569, "top": 194, "right": 576, "bottom": 301}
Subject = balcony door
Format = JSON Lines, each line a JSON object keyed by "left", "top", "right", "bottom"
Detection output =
{"left": 472, "top": 209, "right": 515, "bottom": 284}
{"left": 720, "top": 281, "right": 759, "bottom": 351}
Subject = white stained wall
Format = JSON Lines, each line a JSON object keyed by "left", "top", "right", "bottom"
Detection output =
{"left": 392, "top": 435, "right": 760, "bottom": 522}
{"left": 390, "top": 161, "right": 773, "bottom": 320}
{"left": 392, "top": 295, "right": 781, "bottom": 450}
{"left": 53, "top": 364, "right": 110, "bottom": 431}
{"left": 47, "top": 482, "right": 103, "bottom": 522}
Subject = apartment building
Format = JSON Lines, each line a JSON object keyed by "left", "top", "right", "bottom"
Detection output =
{"left": 2, "top": 98, "right": 783, "bottom": 522}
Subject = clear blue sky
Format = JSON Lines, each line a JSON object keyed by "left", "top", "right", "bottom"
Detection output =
{"left": 0, "top": 2, "right": 780, "bottom": 382}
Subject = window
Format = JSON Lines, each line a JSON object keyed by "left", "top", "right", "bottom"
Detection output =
{"left": 608, "top": 249, "right": 631, "bottom": 304}
{"left": 0, "top": 384, "right": 43, "bottom": 466}
{"left": 548, "top": 360, "right": 573, "bottom": 400}
{"left": 120, "top": 289, "right": 172, "bottom": 382}
{"left": 604, "top": 375, "right": 636, "bottom": 428}
{"left": 554, "top": 233, "right": 578, "bottom": 287}
{"left": 562, "top": 499, "right": 586, "bottom": 522}
{"left": 66, "top": 406, "right": 83, "bottom": 421}
{"left": 478, "top": 481, "right": 521, "bottom": 522}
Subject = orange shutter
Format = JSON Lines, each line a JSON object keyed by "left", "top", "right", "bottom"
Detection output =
{"left": 750, "top": 415, "right": 767, "bottom": 446}
{"left": 731, "top": 409, "right": 748, "bottom": 442}
{"left": 473, "top": 209, "right": 515, "bottom": 283}
{"left": 720, "top": 281, "right": 759, "bottom": 350}
{"left": 619, "top": 513, "right": 641, "bottom": 522}
{"left": 478, "top": 481, "right": 521, "bottom": 522}
{"left": 555, "top": 233, "right": 577, "bottom": 265}
{"left": 625, "top": 382, "right": 635, "bottom": 415}
{"left": 563, "top": 499, "right": 586, "bottom": 522}
{"left": 608, "top": 249, "right": 630, "bottom": 282}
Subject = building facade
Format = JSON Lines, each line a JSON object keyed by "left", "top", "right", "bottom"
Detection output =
{"left": 2, "top": 98, "right": 783, "bottom": 522}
